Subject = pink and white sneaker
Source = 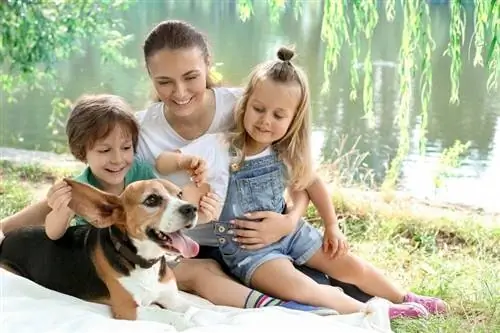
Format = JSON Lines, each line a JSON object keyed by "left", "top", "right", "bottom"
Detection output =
{"left": 404, "top": 292, "right": 449, "bottom": 315}
{"left": 389, "top": 302, "right": 429, "bottom": 320}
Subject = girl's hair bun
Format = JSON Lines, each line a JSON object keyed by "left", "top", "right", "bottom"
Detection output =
{"left": 277, "top": 46, "right": 295, "bottom": 62}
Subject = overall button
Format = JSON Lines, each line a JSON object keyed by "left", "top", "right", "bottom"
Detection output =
{"left": 217, "top": 225, "right": 226, "bottom": 233}
{"left": 218, "top": 237, "right": 226, "bottom": 244}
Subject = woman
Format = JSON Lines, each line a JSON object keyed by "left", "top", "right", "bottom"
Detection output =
{"left": 134, "top": 20, "right": 373, "bottom": 305}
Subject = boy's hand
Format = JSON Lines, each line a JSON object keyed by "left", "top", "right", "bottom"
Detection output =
{"left": 46, "top": 180, "right": 73, "bottom": 215}
{"left": 322, "top": 225, "right": 348, "bottom": 259}
{"left": 179, "top": 155, "right": 207, "bottom": 186}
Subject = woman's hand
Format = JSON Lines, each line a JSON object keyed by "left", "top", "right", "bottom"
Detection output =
{"left": 231, "top": 211, "right": 297, "bottom": 250}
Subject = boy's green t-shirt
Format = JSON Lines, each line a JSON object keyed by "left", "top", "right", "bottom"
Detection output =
{"left": 72, "top": 159, "right": 157, "bottom": 226}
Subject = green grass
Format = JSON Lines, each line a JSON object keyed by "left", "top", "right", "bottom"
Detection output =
{"left": 0, "top": 174, "right": 33, "bottom": 219}
{"left": 305, "top": 188, "right": 500, "bottom": 332}
{"left": 0, "top": 160, "right": 81, "bottom": 219}
{"left": 1, "top": 161, "right": 499, "bottom": 332}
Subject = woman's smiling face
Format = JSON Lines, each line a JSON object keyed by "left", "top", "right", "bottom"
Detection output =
{"left": 147, "top": 47, "right": 208, "bottom": 118}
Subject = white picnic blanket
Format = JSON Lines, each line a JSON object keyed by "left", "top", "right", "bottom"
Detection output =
{"left": 0, "top": 268, "right": 394, "bottom": 333}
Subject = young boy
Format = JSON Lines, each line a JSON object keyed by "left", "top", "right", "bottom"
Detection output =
{"left": 44, "top": 94, "right": 159, "bottom": 239}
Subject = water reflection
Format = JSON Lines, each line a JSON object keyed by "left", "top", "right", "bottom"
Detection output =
{"left": 1, "top": 0, "right": 499, "bottom": 211}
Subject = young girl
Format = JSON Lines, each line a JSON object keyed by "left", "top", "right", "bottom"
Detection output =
{"left": 156, "top": 47, "right": 448, "bottom": 320}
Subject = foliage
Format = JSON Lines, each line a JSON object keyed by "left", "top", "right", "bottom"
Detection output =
{"left": 1, "top": 0, "right": 498, "bottom": 191}
{"left": 0, "top": 0, "right": 136, "bottom": 137}
{"left": 236, "top": 0, "right": 499, "bottom": 190}
{"left": 433, "top": 140, "right": 472, "bottom": 190}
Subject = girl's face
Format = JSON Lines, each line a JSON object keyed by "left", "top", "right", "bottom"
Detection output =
{"left": 85, "top": 125, "right": 134, "bottom": 194}
{"left": 147, "top": 47, "right": 208, "bottom": 118}
{"left": 243, "top": 78, "right": 301, "bottom": 155}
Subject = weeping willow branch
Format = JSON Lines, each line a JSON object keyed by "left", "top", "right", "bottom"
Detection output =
{"left": 486, "top": 0, "right": 499, "bottom": 91}
{"left": 383, "top": 0, "right": 423, "bottom": 189}
{"left": 445, "top": 0, "right": 466, "bottom": 104}
{"left": 473, "top": 0, "right": 488, "bottom": 67}
{"left": 236, "top": 0, "right": 254, "bottom": 22}
{"left": 267, "top": 0, "right": 286, "bottom": 25}
{"left": 233, "top": 0, "right": 500, "bottom": 190}
{"left": 346, "top": 1, "right": 379, "bottom": 126}
{"left": 321, "top": 0, "right": 349, "bottom": 94}
{"left": 385, "top": 0, "right": 396, "bottom": 22}
{"left": 418, "top": 1, "right": 435, "bottom": 154}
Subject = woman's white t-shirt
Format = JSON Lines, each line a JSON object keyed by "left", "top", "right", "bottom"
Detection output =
{"left": 136, "top": 87, "right": 242, "bottom": 163}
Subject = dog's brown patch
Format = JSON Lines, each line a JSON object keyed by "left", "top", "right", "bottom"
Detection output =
{"left": 92, "top": 242, "right": 137, "bottom": 320}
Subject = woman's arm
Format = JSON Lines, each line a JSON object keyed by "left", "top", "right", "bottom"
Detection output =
{"left": 0, "top": 199, "right": 51, "bottom": 234}
{"left": 231, "top": 188, "right": 311, "bottom": 250}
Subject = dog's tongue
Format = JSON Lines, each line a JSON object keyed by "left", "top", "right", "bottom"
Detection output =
{"left": 169, "top": 231, "right": 199, "bottom": 258}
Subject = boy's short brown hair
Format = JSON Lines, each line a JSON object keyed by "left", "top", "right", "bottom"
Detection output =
{"left": 66, "top": 94, "right": 139, "bottom": 162}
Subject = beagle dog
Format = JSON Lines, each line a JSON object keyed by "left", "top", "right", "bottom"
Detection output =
{"left": 0, "top": 178, "right": 203, "bottom": 329}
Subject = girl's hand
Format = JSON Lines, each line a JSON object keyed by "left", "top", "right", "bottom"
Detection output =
{"left": 231, "top": 211, "right": 296, "bottom": 250}
{"left": 322, "top": 225, "right": 349, "bottom": 259}
{"left": 46, "top": 180, "right": 73, "bottom": 215}
{"left": 198, "top": 192, "right": 221, "bottom": 223}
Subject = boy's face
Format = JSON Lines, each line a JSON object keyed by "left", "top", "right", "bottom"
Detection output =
{"left": 85, "top": 125, "right": 134, "bottom": 193}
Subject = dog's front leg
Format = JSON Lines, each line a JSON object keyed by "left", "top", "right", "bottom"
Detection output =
{"left": 155, "top": 290, "right": 194, "bottom": 313}
{"left": 137, "top": 305, "right": 195, "bottom": 331}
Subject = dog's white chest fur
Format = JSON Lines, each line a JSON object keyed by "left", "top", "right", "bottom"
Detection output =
{"left": 118, "top": 262, "right": 177, "bottom": 307}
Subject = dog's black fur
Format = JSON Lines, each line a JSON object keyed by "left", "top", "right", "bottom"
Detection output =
{"left": 0, "top": 225, "right": 139, "bottom": 300}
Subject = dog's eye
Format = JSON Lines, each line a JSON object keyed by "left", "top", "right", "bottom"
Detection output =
{"left": 177, "top": 191, "right": 183, "bottom": 199}
{"left": 143, "top": 194, "right": 163, "bottom": 207}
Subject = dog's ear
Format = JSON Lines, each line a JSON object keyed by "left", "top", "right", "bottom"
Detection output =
{"left": 65, "top": 178, "right": 125, "bottom": 228}
{"left": 157, "top": 178, "right": 183, "bottom": 197}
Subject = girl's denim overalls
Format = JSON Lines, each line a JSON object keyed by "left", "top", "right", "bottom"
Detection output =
{"left": 213, "top": 150, "right": 322, "bottom": 285}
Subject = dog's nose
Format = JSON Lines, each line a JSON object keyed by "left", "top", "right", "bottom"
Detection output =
{"left": 178, "top": 204, "right": 197, "bottom": 220}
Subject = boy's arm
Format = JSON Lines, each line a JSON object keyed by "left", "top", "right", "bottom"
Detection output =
{"left": 45, "top": 209, "right": 75, "bottom": 240}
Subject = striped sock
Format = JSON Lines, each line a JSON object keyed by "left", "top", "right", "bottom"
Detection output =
{"left": 244, "top": 290, "right": 283, "bottom": 308}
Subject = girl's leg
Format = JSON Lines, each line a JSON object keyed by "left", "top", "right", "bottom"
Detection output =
{"left": 308, "top": 252, "right": 406, "bottom": 303}
{"left": 294, "top": 264, "right": 373, "bottom": 302}
{"left": 250, "top": 257, "right": 367, "bottom": 313}
{"left": 173, "top": 257, "right": 334, "bottom": 314}
{"left": 251, "top": 257, "right": 428, "bottom": 319}
{"left": 306, "top": 251, "right": 447, "bottom": 314}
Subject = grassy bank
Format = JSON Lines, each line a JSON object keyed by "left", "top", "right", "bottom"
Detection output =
{"left": 1, "top": 160, "right": 499, "bottom": 332}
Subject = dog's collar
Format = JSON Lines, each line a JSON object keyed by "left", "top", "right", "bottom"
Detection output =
{"left": 108, "top": 227, "right": 162, "bottom": 269}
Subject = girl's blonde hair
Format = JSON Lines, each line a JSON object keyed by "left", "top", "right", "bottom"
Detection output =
{"left": 230, "top": 46, "right": 314, "bottom": 190}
